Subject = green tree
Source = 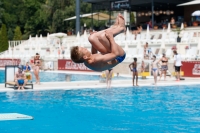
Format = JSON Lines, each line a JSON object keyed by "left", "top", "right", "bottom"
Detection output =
{"left": 0, "top": 24, "right": 8, "bottom": 52}
{"left": 13, "top": 26, "right": 22, "bottom": 40}
{"left": 7, "top": 28, "right": 13, "bottom": 40}
{"left": 130, "top": 12, "right": 135, "bottom": 25}
{"left": 0, "top": 0, "right": 4, "bottom": 25}
{"left": 1, "top": 0, "right": 103, "bottom": 36}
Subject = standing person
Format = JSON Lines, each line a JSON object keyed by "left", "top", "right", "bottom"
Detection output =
{"left": 33, "top": 53, "right": 41, "bottom": 84}
{"left": 23, "top": 62, "right": 32, "bottom": 83}
{"left": 148, "top": 47, "right": 152, "bottom": 59}
{"left": 173, "top": 50, "right": 182, "bottom": 81}
{"left": 151, "top": 55, "right": 159, "bottom": 85}
{"left": 141, "top": 60, "right": 145, "bottom": 73}
{"left": 132, "top": 25, "right": 142, "bottom": 35}
{"left": 105, "top": 69, "right": 113, "bottom": 89}
{"left": 129, "top": 58, "right": 139, "bottom": 86}
{"left": 170, "top": 17, "right": 175, "bottom": 25}
{"left": 144, "top": 42, "right": 149, "bottom": 59}
{"left": 15, "top": 67, "right": 27, "bottom": 90}
{"left": 159, "top": 53, "right": 168, "bottom": 81}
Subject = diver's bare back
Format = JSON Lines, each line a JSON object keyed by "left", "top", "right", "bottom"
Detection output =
{"left": 84, "top": 54, "right": 118, "bottom": 72}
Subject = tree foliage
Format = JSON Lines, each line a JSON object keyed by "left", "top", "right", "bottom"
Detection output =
{"left": 0, "top": 24, "right": 8, "bottom": 52}
{"left": 13, "top": 26, "right": 22, "bottom": 40}
{"left": 130, "top": 12, "right": 135, "bottom": 25}
{"left": 0, "top": 0, "right": 4, "bottom": 25}
{"left": 1, "top": 0, "right": 106, "bottom": 40}
{"left": 7, "top": 28, "right": 13, "bottom": 40}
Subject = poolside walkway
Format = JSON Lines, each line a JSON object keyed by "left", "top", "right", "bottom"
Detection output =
{"left": 0, "top": 77, "right": 200, "bottom": 92}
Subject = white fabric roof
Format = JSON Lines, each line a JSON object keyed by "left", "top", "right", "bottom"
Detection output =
{"left": 177, "top": 0, "right": 200, "bottom": 6}
{"left": 64, "top": 12, "right": 115, "bottom": 21}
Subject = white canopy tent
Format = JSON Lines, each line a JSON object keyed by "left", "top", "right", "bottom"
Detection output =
{"left": 177, "top": 0, "right": 200, "bottom": 6}
{"left": 64, "top": 12, "right": 115, "bottom": 21}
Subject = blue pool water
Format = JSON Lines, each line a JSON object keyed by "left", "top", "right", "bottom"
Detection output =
{"left": 0, "top": 70, "right": 130, "bottom": 83}
{"left": 1, "top": 85, "right": 200, "bottom": 132}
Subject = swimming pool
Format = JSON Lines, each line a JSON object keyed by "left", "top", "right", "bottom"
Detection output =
{"left": 0, "top": 70, "right": 131, "bottom": 83}
{"left": 0, "top": 85, "right": 200, "bottom": 132}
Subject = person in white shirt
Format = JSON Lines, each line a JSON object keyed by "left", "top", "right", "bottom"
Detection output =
{"left": 173, "top": 50, "right": 182, "bottom": 81}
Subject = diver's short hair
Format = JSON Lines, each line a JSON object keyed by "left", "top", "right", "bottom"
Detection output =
{"left": 70, "top": 46, "right": 84, "bottom": 63}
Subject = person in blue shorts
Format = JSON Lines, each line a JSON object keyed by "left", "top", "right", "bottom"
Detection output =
{"left": 151, "top": 55, "right": 159, "bottom": 85}
{"left": 15, "top": 67, "right": 28, "bottom": 90}
{"left": 129, "top": 58, "right": 139, "bottom": 86}
{"left": 70, "top": 14, "right": 126, "bottom": 72}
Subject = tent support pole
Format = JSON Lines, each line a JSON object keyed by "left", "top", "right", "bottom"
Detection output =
{"left": 129, "top": 0, "right": 131, "bottom": 30}
{"left": 91, "top": 3, "right": 94, "bottom": 30}
{"left": 109, "top": 1, "right": 111, "bottom": 27}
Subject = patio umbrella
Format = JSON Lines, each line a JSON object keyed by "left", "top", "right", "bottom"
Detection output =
{"left": 49, "top": 33, "right": 67, "bottom": 46}
{"left": 29, "top": 35, "right": 32, "bottom": 41}
{"left": 167, "top": 23, "right": 171, "bottom": 33}
{"left": 126, "top": 27, "right": 130, "bottom": 39}
{"left": 35, "top": 35, "right": 38, "bottom": 54}
{"left": 49, "top": 33, "right": 67, "bottom": 38}
{"left": 180, "top": 23, "right": 184, "bottom": 30}
{"left": 192, "top": 10, "right": 200, "bottom": 16}
{"left": 146, "top": 25, "right": 150, "bottom": 41}
{"left": 76, "top": 32, "right": 80, "bottom": 40}
{"left": 39, "top": 34, "right": 42, "bottom": 46}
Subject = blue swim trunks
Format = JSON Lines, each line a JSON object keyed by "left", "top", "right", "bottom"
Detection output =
{"left": 18, "top": 79, "right": 24, "bottom": 85}
{"left": 115, "top": 52, "right": 126, "bottom": 63}
{"left": 132, "top": 68, "right": 137, "bottom": 72}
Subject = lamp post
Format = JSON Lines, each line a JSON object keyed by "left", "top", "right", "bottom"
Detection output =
{"left": 76, "top": 0, "right": 80, "bottom": 34}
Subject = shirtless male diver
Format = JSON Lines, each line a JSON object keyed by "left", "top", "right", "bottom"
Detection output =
{"left": 70, "top": 14, "right": 126, "bottom": 72}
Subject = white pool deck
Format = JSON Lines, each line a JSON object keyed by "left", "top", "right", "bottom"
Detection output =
{"left": 1, "top": 70, "right": 200, "bottom": 92}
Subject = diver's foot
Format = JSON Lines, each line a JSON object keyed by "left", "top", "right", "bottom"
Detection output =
{"left": 111, "top": 15, "right": 119, "bottom": 29}
{"left": 118, "top": 13, "right": 126, "bottom": 32}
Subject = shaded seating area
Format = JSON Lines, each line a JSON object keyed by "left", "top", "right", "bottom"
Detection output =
{"left": 5, "top": 65, "right": 33, "bottom": 89}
